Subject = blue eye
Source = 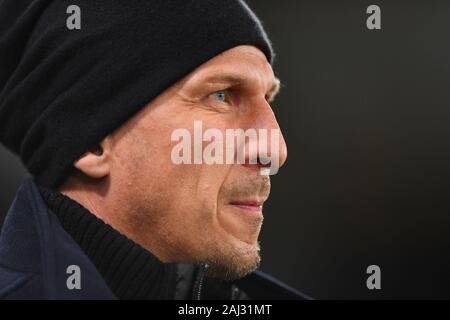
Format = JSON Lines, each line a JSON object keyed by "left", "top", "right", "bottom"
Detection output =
{"left": 210, "top": 91, "right": 226, "bottom": 102}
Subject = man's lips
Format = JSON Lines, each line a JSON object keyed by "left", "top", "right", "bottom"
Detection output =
{"left": 229, "top": 200, "right": 264, "bottom": 212}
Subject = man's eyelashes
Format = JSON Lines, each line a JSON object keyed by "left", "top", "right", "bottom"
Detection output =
{"left": 207, "top": 89, "right": 234, "bottom": 106}
{"left": 210, "top": 91, "right": 227, "bottom": 102}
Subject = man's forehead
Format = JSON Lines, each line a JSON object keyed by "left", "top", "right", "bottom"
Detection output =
{"left": 188, "top": 46, "right": 274, "bottom": 81}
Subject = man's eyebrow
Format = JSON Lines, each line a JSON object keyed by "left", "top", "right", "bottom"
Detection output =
{"left": 201, "top": 73, "right": 281, "bottom": 99}
{"left": 201, "top": 74, "right": 247, "bottom": 86}
{"left": 267, "top": 77, "right": 281, "bottom": 102}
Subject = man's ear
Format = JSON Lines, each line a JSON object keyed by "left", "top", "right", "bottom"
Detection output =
{"left": 73, "top": 137, "right": 112, "bottom": 178}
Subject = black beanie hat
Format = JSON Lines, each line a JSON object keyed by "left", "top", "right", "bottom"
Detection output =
{"left": 0, "top": 0, "right": 273, "bottom": 188}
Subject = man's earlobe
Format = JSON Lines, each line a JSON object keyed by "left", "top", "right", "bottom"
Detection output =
{"left": 73, "top": 142, "right": 110, "bottom": 179}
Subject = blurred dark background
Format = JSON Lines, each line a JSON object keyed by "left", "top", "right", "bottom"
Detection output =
{"left": 2, "top": 0, "right": 450, "bottom": 299}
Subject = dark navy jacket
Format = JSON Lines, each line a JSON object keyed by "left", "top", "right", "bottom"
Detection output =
{"left": 0, "top": 178, "right": 308, "bottom": 300}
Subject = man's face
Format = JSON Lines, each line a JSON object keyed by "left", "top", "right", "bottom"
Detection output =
{"left": 107, "top": 45, "right": 287, "bottom": 280}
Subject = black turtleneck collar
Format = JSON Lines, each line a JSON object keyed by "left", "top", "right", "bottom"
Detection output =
{"left": 38, "top": 186, "right": 180, "bottom": 300}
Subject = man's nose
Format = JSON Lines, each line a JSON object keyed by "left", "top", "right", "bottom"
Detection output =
{"left": 242, "top": 100, "right": 288, "bottom": 171}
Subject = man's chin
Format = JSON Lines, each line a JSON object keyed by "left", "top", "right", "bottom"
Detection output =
{"left": 204, "top": 241, "right": 261, "bottom": 281}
